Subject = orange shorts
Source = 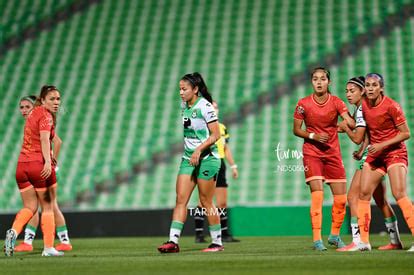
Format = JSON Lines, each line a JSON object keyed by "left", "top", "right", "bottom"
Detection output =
{"left": 303, "top": 154, "right": 346, "bottom": 183}
{"left": 15, "top": 161, "right": 57, "bottom": 192}
{"left": 364, "top": 149, "right": 408, "bottom": 175}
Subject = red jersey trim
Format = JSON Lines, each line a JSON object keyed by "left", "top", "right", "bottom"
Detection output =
{"left": 311, "top": 94, "right": 331, "bottom": 107}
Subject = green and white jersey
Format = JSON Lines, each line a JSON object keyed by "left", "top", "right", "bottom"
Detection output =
{"left": 181, "top": 97, "right": 219, "bottom": 159}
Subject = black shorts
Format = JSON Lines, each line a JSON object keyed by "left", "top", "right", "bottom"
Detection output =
{"left": 216, "top": 159, "right": 228, "bottom": 188}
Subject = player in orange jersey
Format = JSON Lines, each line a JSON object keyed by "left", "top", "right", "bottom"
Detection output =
{"left": 337, "top": 76, "right": 402, "bottom": 251}
{"left": 14, "top": 94, "right": 73, "bottom": 253}
{"left": 5, "top": 86, "right": 65, "bottom": 257}
{"left": 293, "top": 67, "right": 354, "bottom": 251}
{"left": 355, "top": 73, "right": 413, "bottom": 252}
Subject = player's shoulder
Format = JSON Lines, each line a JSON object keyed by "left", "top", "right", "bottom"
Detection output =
{"left": 330, "top": 94, "right": 345, "bottom": 103}
{"left": 198, "top": 97, "right": 213, "bottom": 108}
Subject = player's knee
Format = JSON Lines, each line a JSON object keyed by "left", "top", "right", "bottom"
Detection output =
{"left": 392, "top": 189, "right": 407, "bottom": 201}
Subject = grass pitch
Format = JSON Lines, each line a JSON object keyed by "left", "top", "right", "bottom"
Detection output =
{"left": 0, "top": 235, "right": 413, "bottom": 274}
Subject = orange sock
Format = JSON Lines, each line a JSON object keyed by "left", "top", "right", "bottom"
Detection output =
{"left": 331, "top": 194, "right": 347, "bottom": 235}
{"left": 12, "top": 208, "right": 33, "bottom": 235}
{"left": 357, "top": 199, "right": 371, "bottom": 243}
{"left": 41, "top": 212, "right": 55, "bottom": 248}
{"left": 310, "top": 191, "right": 323, "bottom": 241}
{"left": 397, "top": 196, "right": 414, "bottom": 236}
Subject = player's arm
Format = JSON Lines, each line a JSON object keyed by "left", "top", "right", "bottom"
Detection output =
{"left": 339, "top": 112, "right": 356, "bottom": 129}
{"left": 354, "top": 134, "right": 369, "bottom": 160}
{"left": 190, "top": 121, "right": 220, "bottom": 166}
{"left": 52, "top": 134, "right": 62, "bottom": 166}
{"left": 293, "top": 118, "right": 328, "bottom": 143}
{"left": 224, "top": 143, "right": 238, "bottom": 179}
{"left": 40, "top": 130, "right": 52, "bottom": 179}
{"left": 338, "top": 121, "right": 365, "bottom": 145}
{"left": 369, "top": 122, "right": 410, "bottom": 154}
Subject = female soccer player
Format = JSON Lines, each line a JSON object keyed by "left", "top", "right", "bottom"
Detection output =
{"left": 5, "top": 86, "right": 64, "bottom": 257}
{"left": 14, "top": 94, "right": 73, "bottom": 252}
{"left": 194, "top": 101, "right": 239, "bottom": 243}
{"left": 293, "top": 67, "right": 354, "bottom": 251}
{"left": 158, "top": 72, "right": 223, "bottom": 253}
{"left": 356, "top": 73, "right": 414, "bottom": 252}
{"left": 337, "top": 76, "right": 402, "bottom": 251}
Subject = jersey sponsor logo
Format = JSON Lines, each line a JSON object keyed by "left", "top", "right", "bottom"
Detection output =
{"left": 296, "top": 105, "right": 305, "bottom": 114}
{"left": 202, "top": 170, "right": 210, "bottom": 176}
{"left": 183, "top": 117, "right": 191, "bottom": 128}
{"left": 191, "top": 111, "right": 197, "bottom": 118}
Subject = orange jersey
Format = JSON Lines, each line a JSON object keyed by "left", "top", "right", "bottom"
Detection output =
{"left": 18, "top": 106, "right": 55, "bottom": 162}
{"left": 294, "top": 94, "right": 348, "bottom": 157}
{"left": 362, "top": 96, "right": 407, "bottom": 152}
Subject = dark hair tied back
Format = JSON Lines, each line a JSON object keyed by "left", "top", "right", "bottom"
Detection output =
{"left": 182, "top": 72, "right": 213, "bottom": 103}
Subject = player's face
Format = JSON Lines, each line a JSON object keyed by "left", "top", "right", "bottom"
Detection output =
{"left": 346, "top": 83, "right": 364, "bottom": 105}
{"left": 42, "top": 90, "right": 60, "bottom": 113}
{"left": 179, "top": 80, "right": 197, "bottom": 102}
{"left": 19, "top": 100, "right": 34, "bottom": 118}
{"left": 365, "top": 77, "right": 383, "bottom": 100}
{"left": 311, "top": 71, "right": 330, "bottom": 95}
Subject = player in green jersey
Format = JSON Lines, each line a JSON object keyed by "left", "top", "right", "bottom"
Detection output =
{"left": 158, "top": 72, "right": 223, "bottom": 253}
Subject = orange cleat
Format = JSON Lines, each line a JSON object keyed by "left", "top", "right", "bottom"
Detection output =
{"left": 14, "top": 242, "right": 33, "bottom": 252}
{"left": 378, "top": 243, "right": 403, "bottom": 250}
{"left": 55, "top": 243, "right": 73, "bottom": 251}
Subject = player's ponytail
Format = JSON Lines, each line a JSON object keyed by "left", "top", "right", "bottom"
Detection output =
{"left": 182, "top": 72, "right": 213, "bottom": 103}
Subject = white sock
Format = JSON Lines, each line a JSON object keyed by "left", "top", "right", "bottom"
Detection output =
{"left": 169, "top": 221, "right": 184, "bottom": 244}
{"left": 24, "top": 226, "right": 36, "bottom": 245}
{"left": 209, "top": 224, "right": 222, "bottom": 246}
{"left": 385, "top": 220, "right": 401, "bottom": 245}
{"left": 351, "top": 223, "right": 360, "bottom": 244}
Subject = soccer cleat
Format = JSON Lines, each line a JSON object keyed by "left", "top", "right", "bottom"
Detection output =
{"left": 357, "top": 242, "right": 372, "bottom": 251}
{"left": 378, "top": 242, "right": 403, "bottom": 250}
{"left": 202, "top": 243, "right": 224, "bottom": 252}
{"left": 195, "top": 235, "right": 207, "bottom": 243}
{"left": 336, "top": 242, "right": 359, "bottom": 252}
{"left": 42, "top": 247, "right": 64, "bottom": 256}
{"left": 222, "top": 235, "right": 240, "bottom": 243}
{"left": 14, "top": 242, "right": 33, "bottom": 252}
{"left": 55, "top": 243, "right": 73, "bottom": 251}
{"left": 4, "top": 229, "right": 17, "bottom": 256}
{"left": 406, "top": 244, "right": 414, "bottom": 252}
{"left": 328, "top": 235, "right": 346, "bottom": 248}
{"left": 158, "top": 241, "right": 180, "bottom": 253}
{"left": 313, "top": 240, "right": 327, "bottom": 251}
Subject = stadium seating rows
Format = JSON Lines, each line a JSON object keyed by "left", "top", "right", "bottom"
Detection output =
{"left": 0, "top": 0, "right": 413, "bottom": 210}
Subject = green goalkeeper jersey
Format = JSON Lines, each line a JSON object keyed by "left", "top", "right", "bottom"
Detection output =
{"left": 181, "top": 97, "right": 219, "bottom": 159}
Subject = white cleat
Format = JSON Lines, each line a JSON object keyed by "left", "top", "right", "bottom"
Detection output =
{"left": 4, "top": 229, "right": 17, "bottom": 257}
{"left": 358, "top": 242, "right": 372, "bottom": 251}
{"left": 42, "top": 247, "right": 64, "bottom": 257}
{"left": 407, "top": 245, "right": 414, "bottom": 252}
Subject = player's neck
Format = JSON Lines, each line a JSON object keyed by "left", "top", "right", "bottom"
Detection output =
{"left": 187, "top": 96, "right": 199, "bottom": 108}
{"left": 312, "top": 92, "right": 329, "bottom": 104}
{"left": 368, "top": 94, "right": 383, "bottom": 107}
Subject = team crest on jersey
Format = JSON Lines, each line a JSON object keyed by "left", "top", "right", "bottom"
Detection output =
{"left": 191, "top": 111, "right": 197, "bottom": 118}
{"left": 296, "top": 106, "right": 305, "bottom": 114}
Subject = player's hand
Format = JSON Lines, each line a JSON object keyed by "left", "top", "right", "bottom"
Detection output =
{"left": 232, "top": 167, "right": 238, "bottom": 179}
{"left": 337, "top": 126, "right": 345, "bottom": 133}
{"left": 315, "top": 133, "right": 329, "bottom": 143}
{"left": 52, "top": 157, "right": 58, "bottom": 167}
{"left": 41, "top": 161, "right": 52, "bottom": 179}
{"left": 353, "top": 150, "right": 363, "bottom": 160}
{"left": 368, "top": 143, "right": 384, "bottom": 155}
{"left": 337, "top": 120, "right": 348, "bottom": 132}
{"left": 190, "top": 149, "right": 201, "bottom": 166}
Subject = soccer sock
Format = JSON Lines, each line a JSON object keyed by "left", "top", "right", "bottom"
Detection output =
{"left": 209, "top": 224, "right": 222, "bottom": 246}
{"left": 397, "top": 196, "right": 414, "bottom": 236}
{"left": 23, "top": 224, "right": 37, "bottom": 245}
{"left": 194, "top": 206, "right": 205, "bottom": 237}
{"left": 331, "top": 194, "right": 347, "bottom": 235}
{"left": 220, "top": 208, "right": 229, "bottom": 236}
{"left": 357, "top": 199, "right": 371, "bottom": 244}
{"left": 41, "top": 212, "right": 55, "bottom": 248}
{"left": 12, "top": 208, "right": 34, "bottom": 235}
{"left": 310, "top": 191, "right": 323, "bottom": 242}
{"left": 350, "top": 216, "right": 360, "bottom": 244}
{"left": 169, "top": 220, "right": 184, "bottom": 244}
{"left": 57, "top": 225, "right": 70, "bottom": 244}
{"left": 384, "top": 216, "right": 401, "bottom": 245}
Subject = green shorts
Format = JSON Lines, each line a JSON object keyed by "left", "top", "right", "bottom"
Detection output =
{"left": 357, "top": 148, "right": 369, "bottom": 170}
{"left": 178, "top": 156, "right": 220, "bottom": 180}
